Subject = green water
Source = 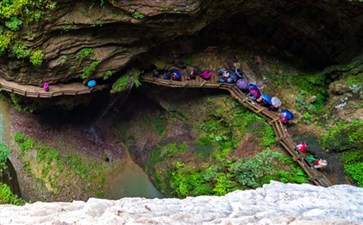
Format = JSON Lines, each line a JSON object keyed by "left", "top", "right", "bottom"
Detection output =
{"left": 103, "top": 160, "right": 163, "bottom": 199}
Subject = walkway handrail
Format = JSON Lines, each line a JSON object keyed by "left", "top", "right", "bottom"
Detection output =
{"left": 140, "top": 75, "right": 332, "bottom": 187}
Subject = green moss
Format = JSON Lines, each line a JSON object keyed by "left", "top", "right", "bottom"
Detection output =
{"left": 154, "top": 115, "right": 167, "bottom": 136}
{"left": 9, "top": 94, "right": 35, "bottom": 113}
{"left": 0, "top": 0, "right": 56, "bottom": 63}
{"left": 81, "top": 61, "right": 100, "bottom": 80}
{"left": 131, "top": 11, "right": 144, "bottom": 20}
{"left": 111, "top": 75, "right": 130, "bottom": 93}
{"left": 103, "top": 70, "right": 113, "bottom": 80}
{"left": 346, "top": 73, "right": 363, "bottom": 87}
{"left": 0, "top": 182, "right": 24, "bottom": 205}
{"left": 76, "top": 48, "right": 94, "bottom": 62}
{"left": 322, "top": 119, "right": 363, "bottom": 152}
{"left": 11, "top": 41, "right": 30, "bottom": 58}
{"left": 0, "top": 143, "right": 9, "bottom": 174}
{"left": 0, "top": 31, "right": 14, "bottom": 55}
{"left": 342, "top": 150, "right": 363, "bottom": 187}
{"left": 150, "top": 148, "right": 308, "bottom": 198}
{"left": 111, "top": 72, "right": 141, "bottom": 93}
{"left": 230, "top": 149, "right": 308, "bottom": 189}
{"left": 143, "top": 95, "right": 305, "bottom": 197}
{"left": 13, "top": 132, "right": 106, "bottom": 194}
{"left": 5, "top": 17, "right": 22, "bottom": 31}
{"left": 169, "top": 162, "right": 215, "bottom": 197}
{"left": 320, "top": 56, "right": 363, "bottom": 76}
{"left": 197, "top": 98, "right": 276, "bottom": 160}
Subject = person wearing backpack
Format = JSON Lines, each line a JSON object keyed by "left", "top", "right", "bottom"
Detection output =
{"left": 217, "top": 68, "right": 230, "bottom": 83}
{"left": 229, "top": 68, "right": 243, "bottom": 83}
{"left": 201, "top": 70, "right": 212, "bottom": 80}
{"left": 43, "top": 82, "right": 49, "bottom": 92}
{"left": 171, "top": 70, "right": 182, "bottom": 81}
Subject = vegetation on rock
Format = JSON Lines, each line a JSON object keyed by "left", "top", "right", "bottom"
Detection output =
{"left": 0, "top": 0, "right": 55, "bottom": 66}
{"left": 0, "top": 143, "right": 9, "bottom": 174}
{"left": 0, "top": 182, "right": 24, "bottom": 205}
{"left": 14, "top": 132, "right": 107, "bottom": 200}
{"left": 111, "top": 72, "right": 141, "bottom": 93}
{"left": 143, "top": 96, "right": 308, "bottom": 198}
{"left": 0, "top": 143, "right": 23, "bottom": 205}
{"left": 322, "top": 120, "right": 363, "bottom": 152}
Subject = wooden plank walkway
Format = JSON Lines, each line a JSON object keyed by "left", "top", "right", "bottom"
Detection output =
{"left": 141, "top": 73, "right": 332, "bottom": 187}
{"left": 0, "top": 78, "right": 106, "bottom": 98}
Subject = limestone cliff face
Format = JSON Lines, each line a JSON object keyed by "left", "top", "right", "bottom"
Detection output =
{"left": 0, "top": 181, "right": 362, "bottom": 225}
{"left": 0, "top": 0, "right": 362, "bottom": 85}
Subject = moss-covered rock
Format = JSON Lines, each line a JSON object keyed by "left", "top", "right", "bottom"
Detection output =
{"left": 322, "top": 120, "right": 363, "bottom": 152}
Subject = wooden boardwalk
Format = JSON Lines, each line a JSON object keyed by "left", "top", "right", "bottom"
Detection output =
{"left": 0, "top": 78, "right": 105, "bottom": 98}
{"left": 141, "top": 73, "right": 332, "bottom": 187}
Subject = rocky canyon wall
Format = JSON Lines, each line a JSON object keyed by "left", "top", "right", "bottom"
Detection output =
{"left": 0, "top": 0, "right": 362, "bottom": 85}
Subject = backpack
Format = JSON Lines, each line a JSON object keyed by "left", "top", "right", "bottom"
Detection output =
{"left": 43, "top": 83, "right": 49, "bottom": 92}
{"left": 171, "top": 70, "right": 182, "bottom": 81}
{"left": 201, "top": 70, "right": 212, "bottom": 80}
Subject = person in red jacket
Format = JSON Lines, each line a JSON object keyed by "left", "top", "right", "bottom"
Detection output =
{"left": 295, "top": 143, "right": 307, "bottom": 153}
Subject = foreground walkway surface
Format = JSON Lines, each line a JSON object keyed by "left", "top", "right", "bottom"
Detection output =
{"left": 0, "top": 78, "right": 105, "bottom": 98}
{"left": 0, "top": 181, "right": 362, "bottom": 225}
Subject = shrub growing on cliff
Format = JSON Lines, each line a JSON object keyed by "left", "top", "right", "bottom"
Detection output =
{"left": 230, "top": 150, "right": 281, "bottom": 188}
{"left": 81, "top": 61, "right": 100, "bottom": 80}
{"left": 11, "top": 41, "right": 30, "bottom": 59}
{"left": 0, "top": 143, "right": 10, "bottom": 174}
{"left": 111, "top": 72, "right": 141, "bottom": 93}
{"left": 103, "top": 70, "right": 113, "bottom": 80}
{"left": 0, "top": 31, "right": 14, "bottom": 55}
{"left": 342, "top": 150, "right": 363, "bottom": 187}
{"left": 30, "top": 50, "right": 44, "bottom": 66}
{"left": 0, "top": 0, "right": 56, "bottom": 65}
{"left": 77, "top": 48, "right": 94, "bottom": 62}
{"left": 132, "top": 11, "right": 144, "bottom": 20}
{"left": 5, "top": 17, "right": 22, "bottom": 31}
{"left": 0, "top": 182, "right": 24, "bottom": 205}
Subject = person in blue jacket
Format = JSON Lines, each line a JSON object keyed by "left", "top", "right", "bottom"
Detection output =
{"left": 87, "top": 79, "right": 97, "bottom": 88}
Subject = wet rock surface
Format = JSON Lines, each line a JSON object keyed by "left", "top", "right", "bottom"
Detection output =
{"left": 0, "top": 181, "right": 362, "bottom": 225}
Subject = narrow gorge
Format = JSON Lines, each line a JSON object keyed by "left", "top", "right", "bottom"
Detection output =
{"left": 0, "top": 1, "right": 362, "bottom": 224}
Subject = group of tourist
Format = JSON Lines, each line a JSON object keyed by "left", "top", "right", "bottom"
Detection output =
{"left": 153, "top": 66, "right": 295, "bottom": 123}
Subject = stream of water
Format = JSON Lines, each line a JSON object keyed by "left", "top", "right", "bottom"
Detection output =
{"left": 103, "top": 160, "right": 163, "bottom": 199}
